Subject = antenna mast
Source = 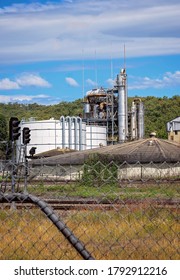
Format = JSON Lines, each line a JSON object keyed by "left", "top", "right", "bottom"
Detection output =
{"left": 124, "top": 43, "right": 126, "bottom": 70}
{"left": 95, "top": 50, "right": 98, "bottom": 88}
{"left": 82, "top": 49, "right": 85, "bottom": 100}
{"left": 110, "top": 46, "right": 113, "bottom": 80}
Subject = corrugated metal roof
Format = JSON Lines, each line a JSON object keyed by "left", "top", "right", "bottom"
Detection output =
{"left": 167, "top": 116, "right": 180, "bottom": 131}
{"left": 30, "top": 137, "right": 180, "bottom": 166}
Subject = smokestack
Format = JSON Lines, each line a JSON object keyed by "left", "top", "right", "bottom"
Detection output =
{"left": 117, "top": 68, "right": 127, "bottom": 143}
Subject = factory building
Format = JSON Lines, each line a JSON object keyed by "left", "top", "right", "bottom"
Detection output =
{"left": 167, "top": 117, "right": 180, "bottom": 144}
{"left": 17, "top": 68, "right": 144, "bottom": 158}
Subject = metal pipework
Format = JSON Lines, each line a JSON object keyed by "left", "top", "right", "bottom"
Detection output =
{"left": 71, "top": 116, "right": 83, "bottom": 151}
{"left": 72, "top": 116, "right": 78, "bottom": 150}
{"left": 84, "top": 102, "right": 90, "bottom": 114}
{"left": 131, "top": 101, "right": 137, "bottom": 140}
{"left": 61, "top": 116, "right": 83, "bottom": 151}
{"left": 138, "top": 101, "right": 144, "bottom": 139}
{"left": 65, "top": 116, "right": 72, "bottom": 149}
{"left": 77, "top": 116, "right": 83, "bottom": 151}
{"left": 117, "top": 68, "right": 127, "bottom": 143}
{"left": 60, "top": 116, "right": 65, "bottom": 148}
{"left": 132, "top": 98, "right": 144, "bottom": 139}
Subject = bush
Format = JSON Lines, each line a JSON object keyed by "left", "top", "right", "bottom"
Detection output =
{"left": 82, "top": 153, "right": 118, "bottom": 187}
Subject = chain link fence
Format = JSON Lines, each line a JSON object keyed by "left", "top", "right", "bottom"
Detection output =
{"left": 0, "top": 158, "right": 179, "bottom": 260}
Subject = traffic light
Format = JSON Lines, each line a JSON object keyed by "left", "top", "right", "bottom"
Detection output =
{"left": 9, "top": 117, "right": 21, "bottom": 141}
{"left": 23, "top": 127, "right": 31, "bottom": 145}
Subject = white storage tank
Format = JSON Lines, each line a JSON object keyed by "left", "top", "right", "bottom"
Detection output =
{"left": 86, "top": 125, "right": 107, "bottom": 149}
{"left": 17, "top": 117, "right": 107, "bottom": 158}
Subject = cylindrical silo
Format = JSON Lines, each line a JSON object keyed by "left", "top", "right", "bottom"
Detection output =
{"left": 138, "top": 101, "right": 144, "bottom": 139}
{"left": 16, "top": 117, "right": 87, "bottom": 160}
{"left": 86, "top": 125, "right": 107, "bottom": 149}
{"left": 131, "top": 101, "right": 137, "bottom": 140}
{"left": 84, "top": 102, "right": 90, "bottom": 114}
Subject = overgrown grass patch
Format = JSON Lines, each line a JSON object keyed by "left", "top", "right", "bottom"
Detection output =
{"left": 0, "top": 206, "right": 179, "bottom": 260}
{"left": 27, "top": 182, "right": 180, "bottom": 201}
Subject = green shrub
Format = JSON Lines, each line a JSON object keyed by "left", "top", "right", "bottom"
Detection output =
{"left": 82, "top": 154, "right": 118, "bottom": 187}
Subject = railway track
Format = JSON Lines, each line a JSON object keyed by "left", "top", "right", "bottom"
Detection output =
{"left": 1, "top": 178, "right": 180, "bottom": 187}
{"left": 1, "top": 198, "right": 179, "bottom": 211}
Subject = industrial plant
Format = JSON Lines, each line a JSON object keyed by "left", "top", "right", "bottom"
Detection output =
{"left": 82, "top": 68, "right": 144, "bottom": 144}
{"left": 17, "top": 68, "right": 145, "bottom": 156}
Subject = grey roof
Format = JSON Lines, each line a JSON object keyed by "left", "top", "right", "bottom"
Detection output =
{"left": 170, "top": 116, "right": 180, "bottom": 122}
{"left": 30, "top": 137, "right": 180, "bottom": 166}
{"left": 167, "top": 116, "right": 180, "bottom": 131}
{"left": 34, "top": 148, "right": 76, "bottom": 158}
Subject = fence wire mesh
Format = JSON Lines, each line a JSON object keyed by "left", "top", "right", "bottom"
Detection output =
{"left": 0, "top": 158, "right": 179, "bottom": 260}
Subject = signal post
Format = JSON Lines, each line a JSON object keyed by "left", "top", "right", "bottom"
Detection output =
{"left": 9, "top": 117, "right": 21, "bottom": 192}
{"left": 22, "top": 127, "right": 31, "bottom": 193}
{"left": 9, "top": 118, "right": 31, "bottom": 193}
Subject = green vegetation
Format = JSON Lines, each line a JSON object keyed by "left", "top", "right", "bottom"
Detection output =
{"left": 82, "top": 154, "right": 118, "bottom": 187}
{"left": 27, "top": 182, "right": 180, "bottom": 200}
{"left": 0, "top": 99, "right": 83, "bottom": 123}
{"left": 142, "top": 95, "right": 180, "bottom": 138}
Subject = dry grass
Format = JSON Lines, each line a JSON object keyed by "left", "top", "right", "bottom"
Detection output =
{"left": 0, "top": 204, "right": 179, "bottom": 260}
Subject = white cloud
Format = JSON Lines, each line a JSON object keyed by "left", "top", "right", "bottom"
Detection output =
{"left": 0, "top": 78, "right": 20, "bottom": 90}
{"left": 0, "top": 95, "right": 12, "bottom": 103}
{"left": 129, "top": 71, "right": 180, "bottom": 90}
{"left": 86, "top": 79, "right": 97, "bottom": 87}
{"left": 0, "top": 94, "right": 49, "bottom": 103}
{"left": 0, "top": 74, "right": 51, "bottom": 90}
{"left": 163, "top": 71, "right": 180, "bottom": 84}
{"left": 65, "top": 77, "right": 79, "bottom": 87}
{"left": 16, "top": 73, "right": 51, "bottom": 88}
{"left": 0, "top": 0, "right": 180, "bottom": 64}
{"left": 13, "top": 94, "right": 49, "bottom": 102}
{"left": 106, "top": 78, "right": 115, "bottom": 87}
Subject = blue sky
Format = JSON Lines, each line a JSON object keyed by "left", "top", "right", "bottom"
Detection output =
{"left": 0, "top": 0, "right": 180, "bottom": 104}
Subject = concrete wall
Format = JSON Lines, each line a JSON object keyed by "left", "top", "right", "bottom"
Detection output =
{"left": 29, "top": 162, "right": 180, "bottom": 181}
{"left": 118, "top": 162, "right": 180, "bottom": 180}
